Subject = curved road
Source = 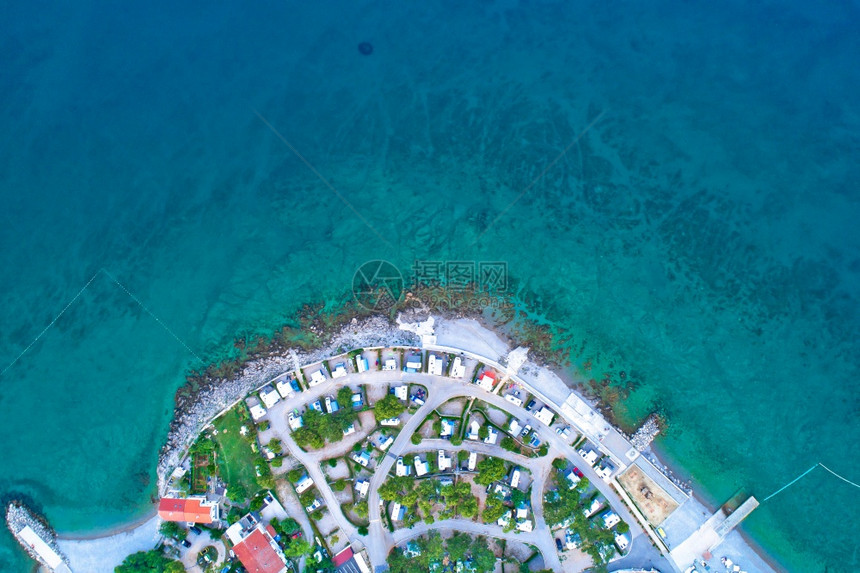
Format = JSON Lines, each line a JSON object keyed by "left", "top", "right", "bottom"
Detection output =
{"left": 262, "top": 365, "right": 654, "bottom": 571}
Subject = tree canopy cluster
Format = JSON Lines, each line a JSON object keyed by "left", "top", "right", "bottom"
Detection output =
{"left": 115, "top": 549, "right": 184, "bottom": 573}
{"left": 387, "top": 532, "right": 497, "bottom": 573}
{"left": 374, "top": 394, "right": 406, "bottom": 421}
{"left": 543, "top": 472, "right": 615, "bottom": 568}
{"left": 379, "top": 476, "right": 478, "bottom": 524}
{"left": 293, "top": 406, "right": 356, "bottom": 449}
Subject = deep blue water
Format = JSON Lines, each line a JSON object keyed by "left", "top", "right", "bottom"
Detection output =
{"left": 1, "top": 1, "right": 858, "bottom": 571}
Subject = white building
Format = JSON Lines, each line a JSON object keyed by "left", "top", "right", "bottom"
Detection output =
{"left": 356, "top": 356, "right": 370, "bottom": 373}
{"left": 583, "top": 498, "right": 603, "bottom": 517}
{"left": 355, "top": 479, "right": 370, "bottom": 498}
{"left": 276, "top": 378, "right": 294, "bottom": 398}
{"left": 438, "top": 450, "right": 452, "bottom": 471}
{"left": 331, "top": 362, "right": 347, "bottom": 379}
{"left": 467, "top": 451, "right": 477, "bottom": 471}
{"left": 505, "top": 394, "right": 523, "bottom": 407}
{"left": 510, "top": 468, "right": 521, "bottom": 489}
{"left": 578, "top": 448, "right": 599, "bottom": 466}
{"left": 295, "top": 475, "right": 314, "bottom": 494}
{"left": 508, "top": 420, "right": 521, "bottom": 436}
{"left": 288, "top": 412, "right": 303, "bottom": 430}
{"left": 247, "top": 400, "right": 267, "bottom": 421}
{"left": 484, "top": 427, "right": 499, "bottom": 445}
{"left": 259, "top": 386, "right": 280, "bottom": 409}
{"left": 467, "top": 421, "right": 480, "bottom": 441}
{"left": 614, "top": 533, "right": 629, "bottom": 551}
{"left": 565, "top": 471, "right": 581, "bottom": 488}
{"left": 310, "top": 369, "right": 326, "bottom": 386}
{"left": 516, "top": 506, "right": 528, "bottom": 520}
{"left": 380, "top": 417, "right": 400, "bottom": 427}
{"left": 384, "top": 358, "right": 397, "bottom": 371}
{"left": 342, "top": 423, "right": 356, "bottom": 436}
{"left": 602, "top": 511, "right": 620, "bottom": 529}
{"left": 393, "top": 385, "right": 408, "bottom": 401}
{"left": 477, "top": 371, "right": 496, "bottom": 391}
{"left": 450, "top": 356, "right": 466, "bottom": 378}
{"left": 414, "top": 457, "right": 429, "bottom": 477}
{"left": 440, "top": 418, "right": 455, "bottom": 438}
{"left": 352, "top": 451, "right": 371, "bottom": 467}
{"left": 377, "top": 435, "right": 394, "bottom": 451}
{"left": 405, "top": 355, "right": 422, "bottom": 371}
{"left": 516, "top": 519, "right": 534, "bottom": 532}
{"left": 428, "top": 353, "right": 443, "bottom": 375}
{"left": 496, "top": 510, "right": 512, "bottom": 528}
{"left": 534, "top": 406, "right": 555, "bottom": 426}
{"left": 396, "top": 457, "right": 411, "bottom": 476}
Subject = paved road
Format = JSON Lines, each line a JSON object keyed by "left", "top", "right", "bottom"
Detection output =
{"left": 259, "top": 365, "right": 662, "bottom": 571}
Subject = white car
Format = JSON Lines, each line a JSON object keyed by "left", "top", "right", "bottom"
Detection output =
{"left": 325, "top": 396, "right": 332, "bottom": 413}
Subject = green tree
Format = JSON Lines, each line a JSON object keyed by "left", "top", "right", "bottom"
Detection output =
{"left": 447, "top": 531, "right": 472, "bottom": 562}
{"left": 283, "top": 538, "right": 312, "bottom": 558}
{"left": 288, "top": 468, "right": 304, "bottom": 483}
{"left": 616, "top": 520, "right": 629, "bottom": 534}
{"left": 458, "top": 495, "right": 478, "bottom": 518}
{"left": 354, "top": 501, "right": 369, "bottom": 518}
{"left": 158, "top": 521, "right": 187, "bottom": 541}
{"left": 410, "top": 433, "right": 422, "bottom": 445}
{"left": 457, "top": 450, "right": 469, "bottom": 462}
{"left": 501, "top": 436, "right": 518, "bottom": 451}
{"left": 482, "top": 498, "right": 507, "bottom": 522}
{"left": 478, "top": 425, "right": 489, "bottom": 440}
{"left": 337, "top": 386, "right": 354, "bottom": 408}
{"left": 470, "top": 538, "right": 496, "bottom": 572}
{"left": 375, "top": 394, "right": 406, "bottom": 421}
{"left": 357, "top": 525, "right": 368, "bottom": 535}
{"left": 552, "top": 458, "right": 567, "bottom": 471}
{"left": 115, "top": 549, "right": 182, "bottom": 573}
{"left": 332, "top": 479, "right": 346, "bottom": 491}
{"left": 268, "top": 439, "right": 282, "bottom": 454}
{"left": 475, "top": 456, "right": 506, "bottom": 485}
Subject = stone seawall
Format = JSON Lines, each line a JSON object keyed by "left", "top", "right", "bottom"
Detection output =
{"left": 156, "top": 314, "right": 419, "bottom": 493}
{"left": 5, "top": 501, "right": 70, "bottom": 571}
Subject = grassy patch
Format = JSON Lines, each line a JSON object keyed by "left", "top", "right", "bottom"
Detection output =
{"left": 212, "top": 407, "right": 264, "bottom": 499}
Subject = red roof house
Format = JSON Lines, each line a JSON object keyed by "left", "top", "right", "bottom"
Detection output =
{"left": 157, "top": 497, "right": 218, "bottom": 524}
{"left": 333, "top": 547, "right": 354, "bottom": 567}
{"left": 232, "top": 524, "right": 287, "bottom": 573}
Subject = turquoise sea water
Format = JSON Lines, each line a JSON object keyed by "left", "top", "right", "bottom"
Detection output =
{"left": 1, "top": 1, "right": 858, "bottom": 571}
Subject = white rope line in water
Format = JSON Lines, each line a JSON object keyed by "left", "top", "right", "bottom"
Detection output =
{"left": 819, "top": 463, "right": 860, "bottom": 489}
{"left": 100, "top": 269, "right": 205, "bottom": 365}
{"left": 1, "top": 268, "right": 205, "bottom": 377}
{"left": 763, "top": 462, "right": 860, "bottom": 502}
{"left": 1, "top": 270, "right": 102, "bottom": 377}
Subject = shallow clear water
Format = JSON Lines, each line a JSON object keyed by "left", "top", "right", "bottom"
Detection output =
{"left": 1, "top": 1, "right": 858, "bottom": 571}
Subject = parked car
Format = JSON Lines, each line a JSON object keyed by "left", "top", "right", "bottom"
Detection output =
{"left": 526, "top": 399, "right": 537, "bottom": 411}
{"left": 572, "top": 466, "right": 584, "bottom": 478}
{"left": 555, "top": 538, "right": 564, "bottom": 551}
{"left": 189, "top": 525, "right": 202, "bottom": 535}
{"left": 521, "top": 424, "right": 532, "bottom": 438}
{"left": 181, "top": 539, "right": 192, "bottom": 548}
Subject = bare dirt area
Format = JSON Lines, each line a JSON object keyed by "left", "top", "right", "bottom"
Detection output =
{"left": 366, "top": 382, "right": 389, "bottom": 404}
{"left": 504, "top": 539, "right": 535, "bottom": 564}
{"left": 314, "top": 509, "right": 338, "bottom": 537}
{"left": 437, "top": 397, "right": 467, "bottom": 416}
{"left": 617, "top": 465, "right": 679, "bottom": 526}
{"left": 323, "top": 457, "right": 351, "bottom": 480}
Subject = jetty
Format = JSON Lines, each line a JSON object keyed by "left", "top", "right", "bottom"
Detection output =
{"left": 669, "top": 496, "right": 760, "bottom": 568}
{"left": 5, "top": 502, "right": 73, "bottom": 573}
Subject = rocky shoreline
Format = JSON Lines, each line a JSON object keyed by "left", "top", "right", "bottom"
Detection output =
{"left": 5, "top": 501, "right": 70, "bottom": 570}
{"left": 157, "top": 314, "right": 419, "bottom": 492}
